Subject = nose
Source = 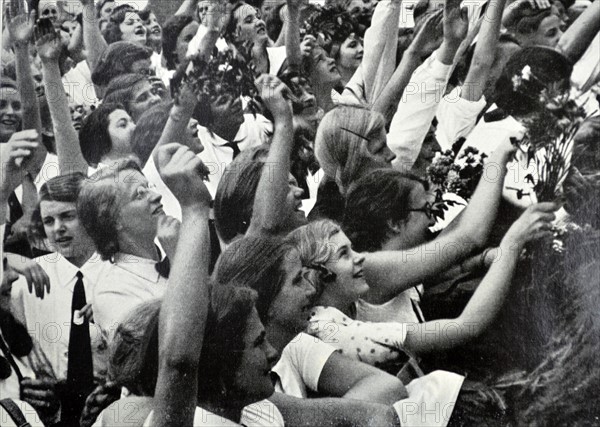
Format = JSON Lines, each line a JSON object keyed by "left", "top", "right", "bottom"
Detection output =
{"left": 5, "top": 103, "right": 14, "bottom": 115}
{"left": 149, "top": 92, "right": 161, "bottom": 105}
{"left": 149, "top": 190, "right": 162, "bottom": 204}
{"left": 353, "top": 252, "right": 365, "bottom": 266}
{"left": 293, "top": 185, "right": 304, "bottom": 199}
{"left": 53, "top": 218, "right": 66, "bottom": 234}
{"left": 264, "top": 340, "right": 280, "bottom": 367}
{"left": 384, "top": 146, "right": 396, "bottom": 163}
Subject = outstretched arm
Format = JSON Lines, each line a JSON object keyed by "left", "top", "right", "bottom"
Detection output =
{"left": 364, "top": 139, "right": 516, "bottom": 303}
{"left": 152, "top": 143, "right": 212, "bottom": 427}
{"left": 461, "top": 0, "right": 507, "bottom": 101}
{"left": 78, "top": 0, "right": 108, "bottom": 74}
{"left": 247, "top": 75, "right": 295, "bottom": 236}
{"left": 557, "top": 1, "right": 600, "bottom": 64}
{"left": 284, "top": 0, "right": 303, "bottom": 69}
{"left": 35, "top": 19, "right": 88, "bottom": 174}
{"left": 404, "top": 202, "right": 558, "bottom": 353}
{"left": 7, "top": 5, "right": 45, "bottom": 178}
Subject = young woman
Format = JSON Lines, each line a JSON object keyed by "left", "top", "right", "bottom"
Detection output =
{"left": 161, "top": 15, "right": 199, "bottom": 71}
{"left": 503, "top": 0, "right": 564, "bottom": 47}
{"left": 77, "top": 160, "right": 169, "bottom": 333}
{"left": 102, "top": 74, "right": 163, "bottom": 122}
{"left": 290, "top": 211, "right": 557, "bottom": 364}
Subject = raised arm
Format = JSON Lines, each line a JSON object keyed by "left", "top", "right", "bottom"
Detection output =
{"left": 174, "top": 0, "right": 197, "bottom": 17}
{"left": 6, "top": 4, "right": 45, "bottom": 178}
{"left": 404, "top": 202, "right": 558, "bottom": 353}
{"left": 78, "top": 0, "right": 108, "bottom": 74}
{"left": 364, "top": 139, "right": 516, "bottom": 303}
{"left": 247, "top": 75, "right": 295, "bottom": 236}
{"left": 152, "top": 143, "right": 212, "bottom": 427}
{"left": 388, "top": 0, "right": 468, "bottom": 171}
{"left": 35, "top": 19, "right": 88, "bottom": 174}
{"left": 284, "top": 0, "right": 303, "bottom": 69}
{"left": 461, "top": 0, "right": 507, "bottom": 102}
{"left": 557, "top": 0, "right": 600, "bottom": 64}
{"left": 372, "top": 10, "right": 443, "bottom": 124}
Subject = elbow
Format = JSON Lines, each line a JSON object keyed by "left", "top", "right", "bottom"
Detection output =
{"left": 159, "top": 351, "right": 199, "bottom": 378}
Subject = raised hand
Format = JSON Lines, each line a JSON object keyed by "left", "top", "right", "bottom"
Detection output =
{"left": 6, "top": 253, "right": 51, "bottom": 299}
{"left": 34, "top": 18, "right": 62, "bottom": 62}
{"left": 156, "top": 143, "right": 211, "bottom": 210}
{"left": 409, "top": 9, "right": 444, "bottom": 57}
{"left": 20, "top": 377, "right": 61, "bottom": 424}
{"left": 6, "top": 0, "right": 35, "bottom": 48}
{"left": 0, "top": 129, "right": 39, "bottom": 199}
{"left": 255, "top": 74, "right": 293, "bottom": 120}
{"left": 203, "top": 0, "right": 231, "bottom": 33}
{"left": 443, "top": 0, "right": 469, "bottom": 45}
{"left": 300, "top": 34, "right": 316, "bottom": 57}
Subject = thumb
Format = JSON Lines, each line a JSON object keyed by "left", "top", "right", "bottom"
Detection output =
{"left": 157, "top": 143, "right": 184, "bottom": 169}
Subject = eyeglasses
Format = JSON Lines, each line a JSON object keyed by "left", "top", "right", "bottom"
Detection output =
{"left": 340, "top": 127, "right": 369, "bottom": 143}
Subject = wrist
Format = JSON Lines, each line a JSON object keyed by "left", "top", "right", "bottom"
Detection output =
{"left": 181, "top": 204, "right": 210, "bottom": 218}
{"left": 169, "top": 108, "right": 186, "bottom": 122}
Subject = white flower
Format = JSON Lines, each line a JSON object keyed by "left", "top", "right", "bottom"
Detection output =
{"left": 521, "top": 65, "right": 532, "bottom": 81}
{"left": 218, "top": 63, "right": 232, "bottom": 73}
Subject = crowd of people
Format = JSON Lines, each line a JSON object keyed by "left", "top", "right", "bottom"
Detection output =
{"left": 0, "top": 0, "right": 598, "bottom": 425}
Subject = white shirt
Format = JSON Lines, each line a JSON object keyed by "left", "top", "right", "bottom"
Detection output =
{"left": 62, "top": 60, "right": 99, "bottom": 107}
{"left": 0, "top": 332, "right": 35, "bottom": 400}
{"left": 0, "top": 399, "right": 44, "bottom": 427}
{"left": 10, "top": 253, "right": 110, "bottom": 381}
{"left": 388, "top": 49, "right": 453, "bottom": 171}
{"left": 92, "top": 252, "right": 168, "bottom": 335}
{"left": 271, "top": 333, "right": 336, "bottom": 398}
{"left": 436, "top": 86, "right": 487, "bottom": 151}
{"left": 197, "top": 114, "right": 272, "bottom": 199}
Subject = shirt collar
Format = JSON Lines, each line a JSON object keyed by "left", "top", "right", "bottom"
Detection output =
{"left": 113, "top": 252, "right": 162, "bottom": 284}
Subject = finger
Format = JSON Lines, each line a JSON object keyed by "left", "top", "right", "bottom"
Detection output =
{"left": 21, "top": 388, "right": 53, "bottom": 400}
{"left": 157, "top": 143, "right": 186, "bottom": 167}
{"left": 533, "top": 202, "right": 560, "bottom": 213}
{"left": 170, "top": 145, "right": 194, "bottom": 166}
{"left": 26, "top": 274, "right": 33, "bottom": 295}
{"left": 21, "top": 378, "right": 56, "bottom": 387}
{"left": 23, "top": 398, "right": 53, "bottom": 410}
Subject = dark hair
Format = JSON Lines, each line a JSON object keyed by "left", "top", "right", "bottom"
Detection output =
{"left": 213, "top": 235, "right": 294, "bottom": 325}
{"left": 131, "top": 101, "right": 172, "bottom": 167}
{"left": 77, "top": 159, "right": 142, "bottom": 261}
{"left": 103, "top": 73, "right": 150, "bottom": 117}
{"left": 95, "top": 0, "right": 114, "bottom": 17}
{"left": 224, "top": 2, "right": 250, "bottom": 40}
{"left": 137, "top": 7, "right": 152, "bottom": 21}
{"left": 265, "top": 2, "right": 286, "bottom": 41}
{"left": 214, "top": 146, "right": 269, "bottom": 244}
{"left": 108, "top": 285, "right": 258, "bottom": 401}
{"left": 343, "top": 168, "right": 426, "bottom": 252}
{"left": 91, "top": 41, "right": 153, "bottom": 87}
{"left": 505, "top": 5, "right": 553, "bottom": 35}
{"left": 78, "top": 102, "right": 126, "bottom": 166}
{"left": 162, "top": 15, "right": 195, "bottom": 70}
{"left": 28, "top": 173, "right": 87, "bottom": 246}
{"left": 102, "top": 4, "right": 139, "bottom": 44}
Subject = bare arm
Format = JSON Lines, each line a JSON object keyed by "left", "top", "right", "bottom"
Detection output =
{"left": 174, "top": 0, "right": 197, "bottom": 17}
{"left": 318, "top": 351, "right": 407, "bottom": 404}
{"left": 364, "top": 140, "right": 516, "bottom": 303}
{"left": 7, "top": 7, "right": 45, "bottom": 178}
{"left": 461, "top": 0, "right": 507, "bottom": 101}
{"left": 36, "top": 21, "right": 88, "bottom": 175}
{"left": 557, "top": 1, "right": 600, "bottom": 64}
{"left": 284, "top": 1, "right": 302, "bottom": 69}
{"left": 79, "top": 0, "right": 108, "bottom": 75}
{"left": 372, "top": 10, "right": 442, "bottom": 125}
{"left": 404, "top": 202, "right": 558, "bottom": 353}
{"left": 270, "top": 393, "right": 401, "bottom": 427}
{"left": 247, "top": 75, "right": 294, "bottom": 236}
{"left": 152, "top": 143, "right": 212, "bottom": 427}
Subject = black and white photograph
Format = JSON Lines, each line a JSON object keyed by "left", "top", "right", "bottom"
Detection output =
{"left": 0, "top": 0, "right": 598, "bottom": 425}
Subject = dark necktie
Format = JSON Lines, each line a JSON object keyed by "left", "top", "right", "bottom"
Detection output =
{"left": 224, "top": 141, "right": 241, "bottom": 159}
{"left": 63, "top": 271, "right": 94, "bottom": 425}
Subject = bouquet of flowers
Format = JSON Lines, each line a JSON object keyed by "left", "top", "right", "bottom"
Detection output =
{"left": 427, "top": 147, "right": 488, "bottom": 201}
{"left": 509, "top": 65, "right": 587, "bottom": 202}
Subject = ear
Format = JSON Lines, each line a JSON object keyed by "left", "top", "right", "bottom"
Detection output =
{"left": 387, "top": 219, "right": 404, "bottom": 234}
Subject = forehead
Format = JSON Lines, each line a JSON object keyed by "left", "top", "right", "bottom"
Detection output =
{"left": 118, "top": 170, "right": 147, "bottom": 192}
{"left": 40, "top": 200, "right": 77, "bottom": 216}
{"left": 540, "top": 14, "right": 562, "bottom": 30}
{"left": 123, "top": 11, "right": 141, "bottom": 21}
{"left": 282, "top": 248, "right": 302, "bottom": 273}
{"left": 329, "top": 230, "right": 351, "bottom": 249}
{"left": 0, "top": 87, "right": 19, "bottom": 100}
{"left": 38, "top": 0, "right": 58, "bottom": 10}
{"left": 108, "top": 109, "right": 132, "bottom": 123}
{"left": 133, "top": 79, "right": 152, "bottom": 94}
{"left": 235, "top": 5, "right": 258, "bottom": 21}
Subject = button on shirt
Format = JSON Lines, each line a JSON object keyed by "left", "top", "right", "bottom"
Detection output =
{"left": 92, "top": 253, "right": 168, "bottom": 336}
{"left": 10, "top": 253, "right": 110, "bottom": 381}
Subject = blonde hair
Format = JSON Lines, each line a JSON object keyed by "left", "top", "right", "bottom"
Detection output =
{"left": 315, "top": 104, "right": 385, "bottom": 193}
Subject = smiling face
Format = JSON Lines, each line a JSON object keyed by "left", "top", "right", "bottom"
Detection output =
{"left": 230, "top": 308, "right": 279, "bottom": 404}
{"left": 268, "top": 249, "right": 317, "bottom": 333}
{"left": 0, "top": 87, "right": 22, "bottom": 142}
{"left": 234, "top": 5, "right": 268, "bottom": 45}
{"left": 319, "top": 231, "right": 368, "bottom": 306}
{"left": 119, "top": 12, "right": 147, "bottom": 45}
{"left": 400, "top": 182, "right": 436, "bottom": 248}
{"left": 38, "top": 0, "right": 60, "bottom": 27}
{"left": 107, "top": 109, "right": 136, "bottom": 158}
{"left": 176, "top": 21, "right": 200, "bottom": 66}
{"left": 129, "top": 80, "right": 162, "bottom": 122}
{"left": 337, "top": 34, "right": 364, "bottom": 73}
{"left": 144, "top": 12, "right": 162, "bottom": 46}
{"left": 116, "top": 171, "right": 164, "bottom": 244}
{"left": 40, "top": 200, "right": 95, "bottom": 262}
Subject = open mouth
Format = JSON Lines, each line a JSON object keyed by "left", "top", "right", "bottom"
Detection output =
{"left": 56, "top": 236, "right": 73, "bottom": 246}
{"left": 73, "top": 122, "right": 82, "bottom": 131}
{"left": 355, "top": 53, "right": 364, "bottom": 60}
{"left": 152, "top": 205, "right": 164, "bottom": 216}
{"left": 353, "top": 270, "right": 364, "bottom": 279}
{"left": 134, "top": 26, "right": 146, "bottom": 36}
{"left": 150, "top": 27, "right": 161, "bottom": 35}
{"left": 1, "top": 119, "right": 17, "bottom": 126}
{"left": 329, "top": 64, "right": 338, "bottom": 73}
{"left": 256, "top": 24, "right": 266, "bottom": 35}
